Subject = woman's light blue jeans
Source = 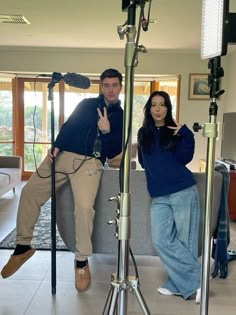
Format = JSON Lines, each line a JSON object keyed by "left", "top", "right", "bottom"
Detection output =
{"left": 150, "top": 185, "right": 201, "bottom": 299}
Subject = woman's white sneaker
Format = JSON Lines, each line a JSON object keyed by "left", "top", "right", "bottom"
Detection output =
{"left": 195, "top": 288, "right": 201, "bottom": 304}
{"left": 157, "top": 287, "right": 174, "bottom": 296}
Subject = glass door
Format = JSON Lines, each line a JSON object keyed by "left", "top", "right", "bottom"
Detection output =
{"left": 14, "top": 78, "right": 100, "bottom": 179}
{"left": 6, "top": 75, "right": 180, "bottom": 179}
{"left": 13, "top": 78, "right": 60, "bottom": 179}
{"left": 0, "top": 80, "right": 13, "bottom": 155}
{"left": 23, "top": 80, "right": 60, "bottom": 172}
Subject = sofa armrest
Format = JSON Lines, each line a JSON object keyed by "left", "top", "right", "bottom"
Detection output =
{"left": 0, "top": 156, "right": 22, "bottom": 169}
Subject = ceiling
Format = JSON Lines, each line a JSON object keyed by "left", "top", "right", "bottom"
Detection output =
{"left": 0, "top": 1, "right": 236, "bottom": 52}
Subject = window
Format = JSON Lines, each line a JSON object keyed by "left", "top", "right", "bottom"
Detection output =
{"left": 64, "top": 82, "right": 100, "bottom": 119}
{"left": 0, "top": 74, "right": 180, "bottom": 179}
{"left": 119, "top": 81, "right": 151, "bottom": 143}
{"left": 23, "top": 81, "right": 60, "bottom": 171}
{"left": 159, "top": 79, "right": 179, "bottom": 120}
{"left": 0, "top": 80, "right": 13, "bottom": 155}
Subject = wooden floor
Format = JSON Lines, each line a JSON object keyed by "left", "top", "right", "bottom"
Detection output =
{"left": 0, "top": 182, "right": 236, "bottom": 315}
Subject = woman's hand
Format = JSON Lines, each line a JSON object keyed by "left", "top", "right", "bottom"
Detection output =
{"left": 167, "top": 121, "right": 182, "bottom": 135}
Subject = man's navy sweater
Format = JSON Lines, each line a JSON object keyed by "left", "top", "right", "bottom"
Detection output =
{"left": 138, "top": 124, "right": 196, "bottom": 198}
{"left": 54, "top": 95, "right": 123, "bottom": 164}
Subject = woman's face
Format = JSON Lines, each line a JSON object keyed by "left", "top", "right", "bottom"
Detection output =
{"left": 150, "top": 95, "right": 168, "bottom": 127}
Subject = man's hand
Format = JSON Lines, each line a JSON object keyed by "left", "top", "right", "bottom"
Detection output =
{"left": 97, "top": 107, "right": 110, "bottom": 134}
{"left": 48, "top": 147, "right": 59, "bottom": 163}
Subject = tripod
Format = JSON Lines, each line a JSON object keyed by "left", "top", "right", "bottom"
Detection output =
{"left": 103, "top": 2, "right": 150, "bottom": 314}
{"left": 103, "top": 194, "right": 150, "bottom": 315}
{"left": 193, "top": 57, "right": 224, "bottom": 315}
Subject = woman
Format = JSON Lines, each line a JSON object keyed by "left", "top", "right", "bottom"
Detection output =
{"left": 137, "top": 91, "right": 201, "bottom": 303}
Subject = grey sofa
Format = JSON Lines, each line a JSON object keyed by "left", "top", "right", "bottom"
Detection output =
{"left": 56, "top": 169, "right": 222, "bottom": 257}
{"left": 0, "top": 156, "right": 22, "bottom": 197}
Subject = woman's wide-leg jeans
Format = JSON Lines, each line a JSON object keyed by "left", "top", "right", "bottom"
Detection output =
{"left": 150, "top": 185, "right": 201, "bottom": 299}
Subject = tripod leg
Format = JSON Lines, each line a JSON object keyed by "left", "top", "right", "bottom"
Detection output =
{"left": 103, "top": 283, "right": 120, "bottom": 315}
{"left": 103, "top": 286, "right": 115, "bottom": 315}
{"left": 130, "top": 279, "right": 151, "bottom": 315}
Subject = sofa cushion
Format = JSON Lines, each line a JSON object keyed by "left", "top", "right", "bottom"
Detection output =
{"left": 0, "top": 156, "right": 22, "bottom": 197}
{"left": 56, "top": 170, "right": 222, "bottom": 256}
{"left": 0, "top": 168, "right": 21, "bottom": 183}
{"left": 0, "top": 173, "right": 10, "bottom": 186}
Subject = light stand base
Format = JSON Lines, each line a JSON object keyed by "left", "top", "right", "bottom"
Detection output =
{"left": 103, "top": 274, "right": 151, "bottom": 315}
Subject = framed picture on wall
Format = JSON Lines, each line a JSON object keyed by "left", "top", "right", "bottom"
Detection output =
{"left": 188, "top": 73, "right": 210, "bottom": 100}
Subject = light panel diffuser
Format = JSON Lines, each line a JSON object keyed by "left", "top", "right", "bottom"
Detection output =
{"left": 201, "top": 0, "right": 228, "bottom": 59}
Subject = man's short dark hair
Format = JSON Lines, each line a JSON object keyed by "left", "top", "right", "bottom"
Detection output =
{"left": 100, "top": 68, "right": 123, "bottom": 85}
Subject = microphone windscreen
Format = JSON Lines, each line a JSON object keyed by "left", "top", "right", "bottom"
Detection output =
{"left": 63, "top": 73, "right": 91, "bottom": 89}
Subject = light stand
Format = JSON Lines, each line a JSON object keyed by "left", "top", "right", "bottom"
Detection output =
{"left": 193, "top": 57, "right": 224, "bottom": 315}
{"left": 103, "top": 2, "right": 150, "bottom": 314}
{"left": 40, "top": 71, "right": 90, "bottom": 295}
{"left": 199, "top": 1, "right": 236, "bottom": 313}
{"left": 47, "top": 73, "right": 62, "bottom": 295}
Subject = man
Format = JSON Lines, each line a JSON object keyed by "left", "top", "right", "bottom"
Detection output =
{"left": 1, "top": 68, "right": 124, "bottom": 292}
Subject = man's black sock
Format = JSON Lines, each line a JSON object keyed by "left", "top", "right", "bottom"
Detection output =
{"left": 13, "top": 244, "right": 31, "bottom": 256}
{"left": 76, "top": 259, "right": 88, "bottom": 269}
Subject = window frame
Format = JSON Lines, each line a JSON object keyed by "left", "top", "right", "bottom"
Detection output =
{"left": 0, "top": 75, "right": 181, "bottom": 179}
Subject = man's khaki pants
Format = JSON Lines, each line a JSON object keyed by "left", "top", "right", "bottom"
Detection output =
{"left": 16, "top": 151, "right": 103, "bottom": 260}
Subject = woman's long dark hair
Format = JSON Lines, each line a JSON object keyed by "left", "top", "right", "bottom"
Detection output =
{"left": 138, "top": 91, "right": 177, "bottom": 153}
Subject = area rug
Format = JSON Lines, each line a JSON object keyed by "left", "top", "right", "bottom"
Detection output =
{"left": 0, "top": 201, "right": 68, "bottom": 251}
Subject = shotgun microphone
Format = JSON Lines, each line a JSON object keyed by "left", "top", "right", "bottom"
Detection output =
{"left": 40, "top": 72, "right": 91, "bottom": 89}
{"left": 64, "top": 73, "right": 91, "bottom": 89}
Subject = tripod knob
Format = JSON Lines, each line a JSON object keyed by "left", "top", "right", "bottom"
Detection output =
{"left": 107, "top": 219, "right": 117, "bottom": 226}
{"left": 193, "top": 122, "right": 202, "bottom": 132}
{"left": 109, "top": 196, "right": 118, "bottom": 201}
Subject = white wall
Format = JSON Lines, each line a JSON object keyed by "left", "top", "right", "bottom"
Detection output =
{"left": 224, "top": 49, "right": 236, "bottom": 113}
{"left": 0, "top": 46, "right": 235, "bottom": 171}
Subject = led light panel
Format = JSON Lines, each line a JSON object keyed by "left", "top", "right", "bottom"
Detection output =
{"left": 201, "top": 0, "right": 228, "bottom": 59}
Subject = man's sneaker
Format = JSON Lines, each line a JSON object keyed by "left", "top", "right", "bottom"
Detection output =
{"left": 1, "top": 248, "right": 36, "bottom": 278}
{"left": 74, "top": 261, "right": 91, "bottom": 292}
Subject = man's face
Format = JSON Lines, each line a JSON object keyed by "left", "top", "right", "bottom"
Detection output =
{"left": 101, "top": 77, "right": 122, "bottom": 105}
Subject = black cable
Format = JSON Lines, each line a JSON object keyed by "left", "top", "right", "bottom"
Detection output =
{"left": 147, "top": 0, "right": 152, "bottom": 23}
{"left": 31, "top": 76, "right": 93, "bottom": 179}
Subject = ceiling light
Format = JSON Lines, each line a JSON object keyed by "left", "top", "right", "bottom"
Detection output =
{"left": 0, "top": 14, "right": 30, "bottom": 24}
